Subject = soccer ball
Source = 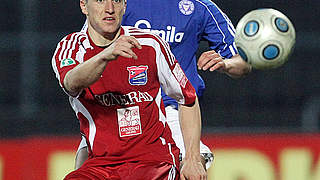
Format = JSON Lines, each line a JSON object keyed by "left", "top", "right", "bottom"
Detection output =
{"left": 235, "top": 8, "right": 296, "bottom": 70}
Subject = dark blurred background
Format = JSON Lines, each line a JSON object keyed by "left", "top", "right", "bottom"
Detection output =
{"left": 0, "top": 0, "right": 319, "bottom": 138}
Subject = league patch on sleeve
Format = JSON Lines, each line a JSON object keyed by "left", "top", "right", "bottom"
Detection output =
{"left": 60, "top": 58, "right": 76, "bottom": 68}
{"left": 173, "top": 63, "right": 188, "bottom": 88}
{"left": 117, "top": 106, "right": 142, "bottom": 137}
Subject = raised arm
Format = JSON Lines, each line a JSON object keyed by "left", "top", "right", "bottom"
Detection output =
{"left": 64, "top": 35, "right": 141, "bottom": 96}
{"left": 64, "top": 51, "right": 110, "bottom": 96}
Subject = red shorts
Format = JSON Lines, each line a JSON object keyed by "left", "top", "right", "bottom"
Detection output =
{"left": 64, "top": 161, "right": 179, "bottom": 180}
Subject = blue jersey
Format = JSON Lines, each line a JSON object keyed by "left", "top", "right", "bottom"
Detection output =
{"left": 122, "top": 0, "right": 238, "bottom": 107}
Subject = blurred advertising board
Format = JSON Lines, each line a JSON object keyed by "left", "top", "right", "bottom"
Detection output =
{"left": 0, "top": 133, "right": 319, "bottom": 180}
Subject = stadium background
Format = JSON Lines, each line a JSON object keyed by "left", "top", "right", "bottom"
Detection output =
{"left": 0, "top": 0, "right": 319, "bottom": 179}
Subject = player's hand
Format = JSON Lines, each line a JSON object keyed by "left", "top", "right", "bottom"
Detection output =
{"left": 180, "top": 158, "right": 207, "bottom": 180}
{"left": 197, "top": 50, "right": 226, "bottom": 72}
{"left": 101, "top": 35, "right": 142, "bottom": 61}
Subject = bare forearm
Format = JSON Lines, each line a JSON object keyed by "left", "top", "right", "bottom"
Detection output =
{"left": 197, "top": 50, "right": 251, "bottom": 79}
{"left": 223, "top": 54, "right": 252, "bottom": 79}
{"left": 64, "top": 54, "right": 108, "bottom": 95}
{"left": 179, "top": 96, "right": 207, "bottom": 179}
{"left": 179, "top": 96, "right": 201, "bottom": 160}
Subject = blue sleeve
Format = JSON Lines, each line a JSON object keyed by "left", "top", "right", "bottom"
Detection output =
{"left": 200, "top": 1, "right": 238, "bottom": 59}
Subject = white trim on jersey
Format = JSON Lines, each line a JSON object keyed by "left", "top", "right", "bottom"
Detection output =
{"left": 52, "top": 43, "right": 62, "bottom": 87}
{"left": 54, "top": 32, "right": 87, "bottom": 63}
{"left": 70, "top": 98, "right": 97, "bottom": 150}
{"left": 77, "top": 136, "right": 87, "bottom": 152}
{"left": 167, "top": 143, "right": 176, "bottom": 167}
{"left": 207, "top": 0, "right": 236, "bottom": 34}
{"left": 228, "top": 25, "right": 236, "bottom": 37}
{"left": 151, "top": 39, "right": 186, "bottom": 104}
{"left": 152, "top": 33, "right": 175, "bottom": 66}
{"left": 58, "top": 38, "right": 68, "bottom": 64}
{"left": 156, "top": 56, "right": 185, "bottom": 105}
{"left": 229, "top": 43, "right": 236, "bottom": 57}
{"left": 52, "top": 35, "right": 70, "bottom": 88}
{"left": 196, "top": 0, "right": 236, "bottom": 54}
{"left": 168, "top": 165, "right": 176, "bottom": 180}
{"left": 124, "top": 26, "right": 175, "bottom": 66}
{"left": 159, "top": 137, "right": 177, "bottom": 172}
{"left": 75, "top": 40, "right": 86, "bottom": 64}
{"left": 66, "top": 33, "right": 84, "bottom": 60}
{"left": 154, "top": 45, "right": 186, "bottom": 104}
{"left": 155, "top": 87, "right": 166, "bottom": 126}
{"left": 52, "top": 32, "right": 88, "bottom": 97}
{"left": 62, "top": 33, "right": 76, "bottom": 60}
{"left": 232, "top": 42, "right": 238, "bottom": 55}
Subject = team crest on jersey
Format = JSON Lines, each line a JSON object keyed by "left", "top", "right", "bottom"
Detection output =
{"left": 60, "top": 58, "right": 76, "bottom": 68}
{"left": 179, "top": 0, "right": 195, "bottom": 15}
{"left": 127, "top": 66, "right": 148, "bottom": 85}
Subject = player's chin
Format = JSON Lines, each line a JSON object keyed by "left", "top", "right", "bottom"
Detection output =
{"left": 101, "top": 25, "right": 120, "bottom": 35}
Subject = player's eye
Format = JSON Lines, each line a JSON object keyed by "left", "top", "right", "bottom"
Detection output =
{"left": 112, "top": 0, "right": 122, "bottom": 4}
{"left": 95, "top": 0, "right": 122, "bottom": 4}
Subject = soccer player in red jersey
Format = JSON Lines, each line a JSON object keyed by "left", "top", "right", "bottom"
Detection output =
{"left": 52, "top": 0, "right": 206, "bottom": 179}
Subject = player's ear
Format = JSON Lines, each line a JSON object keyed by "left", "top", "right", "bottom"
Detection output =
{"left": 80, "top": 0, "right": 88, "bottom": 15}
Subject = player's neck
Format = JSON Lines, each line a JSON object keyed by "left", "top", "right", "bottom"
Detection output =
{"left": 88, "top": 27, "right": 121, "bottom": 47}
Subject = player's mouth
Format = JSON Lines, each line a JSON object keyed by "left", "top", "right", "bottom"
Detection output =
{"left": 103, "top": 17, "right": 115, "bottom": 22}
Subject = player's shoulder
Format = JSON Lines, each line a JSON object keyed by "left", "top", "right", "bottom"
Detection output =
{"left": 57, "top": 31, "right": 88, "bottom": 45}
{"left": 122, "top": 25, "right": 171, "bottom": 55}
{"left": 122, "top": 26, "right": 168, "bottom": 46}
{"left": 194, "top": 0, "right": 215, "bottom": 7}
{"left": 194, "top": 0, "right": 221, "bottom": 12}
{"left": 122, "top": 26, "right": 154, "bottom": 38}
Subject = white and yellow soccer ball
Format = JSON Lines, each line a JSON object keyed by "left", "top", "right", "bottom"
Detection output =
{"left": 235, "top": 8, "right": 296, "bottom": 70}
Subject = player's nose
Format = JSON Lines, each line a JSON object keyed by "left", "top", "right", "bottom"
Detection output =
{"left": 104, "top": 0, "right": 115, "bottom": 13}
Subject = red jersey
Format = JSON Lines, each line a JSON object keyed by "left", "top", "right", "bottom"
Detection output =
{"left": 52, "top": 26, "right": 196, "bottom": 167}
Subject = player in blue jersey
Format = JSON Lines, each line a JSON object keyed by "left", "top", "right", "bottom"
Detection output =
{"left": 75, "top": 0, "right": 252, "bottom": 174}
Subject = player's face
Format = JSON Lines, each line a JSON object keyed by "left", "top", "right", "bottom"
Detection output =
{"left": 81, "top": 0, "right": 126, "bottom": 39}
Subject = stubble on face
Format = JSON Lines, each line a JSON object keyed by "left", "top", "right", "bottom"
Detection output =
{"left": 84, "top": 0, "right": 126, "bottom": 44}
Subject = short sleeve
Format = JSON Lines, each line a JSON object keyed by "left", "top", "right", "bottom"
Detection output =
{"left": 51, "top": 33, "right": 84, "bottom": 95}
{"left": 153, "top": 34, "right": 196, "bottom": 105}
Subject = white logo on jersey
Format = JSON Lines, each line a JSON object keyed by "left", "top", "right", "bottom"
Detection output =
{"left": 179, "top": 0, "right": 195, "bottom": 15}
{"left": 94, "top": 91, "right": 153, "bottom": 107}
{"left": 134, "top": 20, "right": 184, "bottom": 43}
{"left": 117, "top": 106, "right": 142, "bottom": 137}
{"left": 173, "top": 63, "right": 188, "bottom": 88}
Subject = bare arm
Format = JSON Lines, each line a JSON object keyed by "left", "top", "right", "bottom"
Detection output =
{"left": 64, "top": 52, "right": 109, "bottom": 95}
{"left": 197, "top": 50, "right": 252, "bottom": 79}
{"left": 64, "top": 35, "right": 142, "bottom": 95}
{"left": 179, "top": 96, "right": 207, "bottom": 180}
